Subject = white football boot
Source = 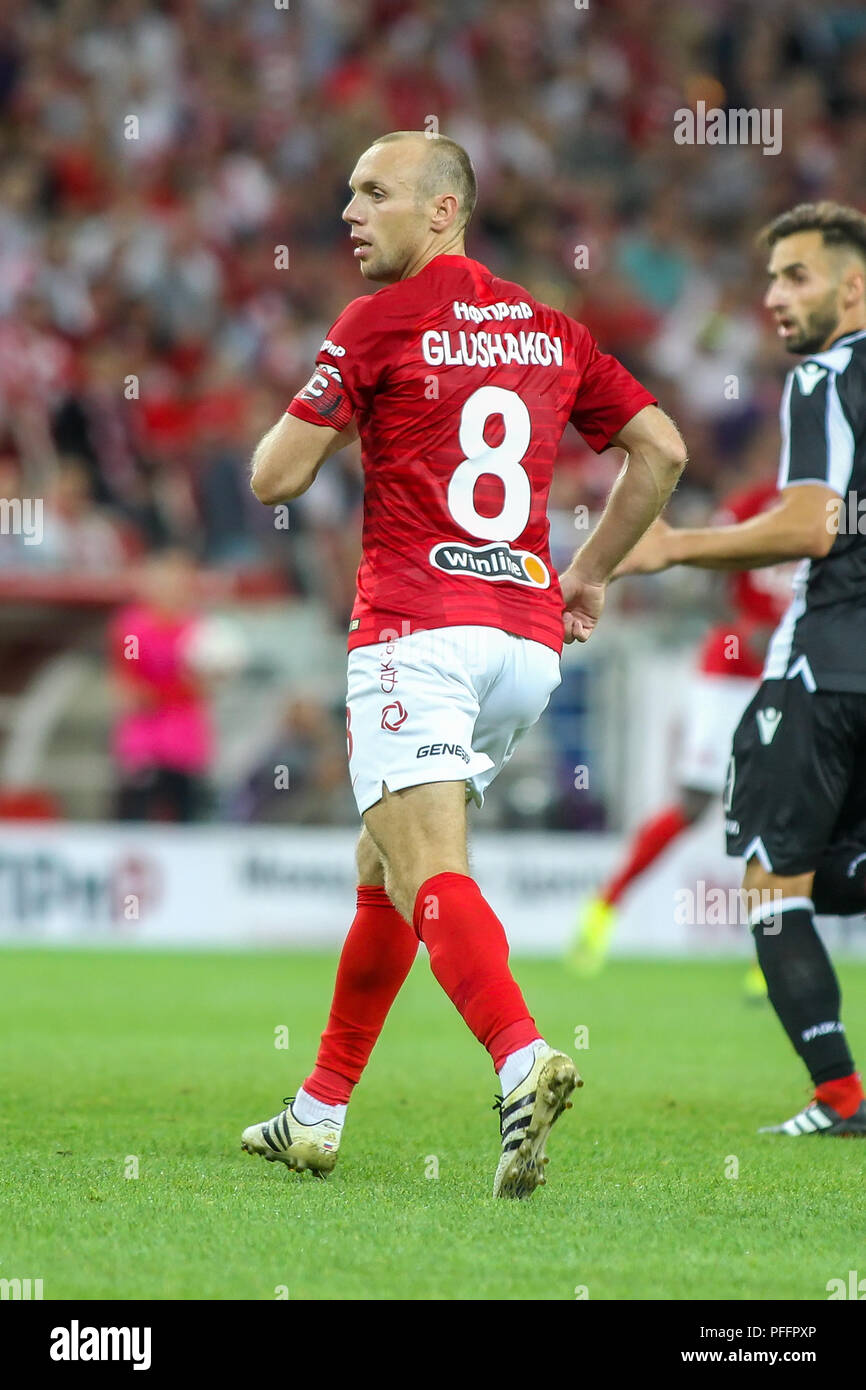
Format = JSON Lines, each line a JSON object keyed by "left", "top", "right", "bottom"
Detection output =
{"left": 241, "top": 1096, "right": 342, "bottom": 1176}
{"left": 759, "top": 1097, "right": 866, "bottom": 1136}
{"left": 493, "top": 1045, "right": 581, "bottom": 1199}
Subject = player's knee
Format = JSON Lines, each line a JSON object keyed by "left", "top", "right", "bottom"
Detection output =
{"left": 742, "top": 857, "right": 815, "bottom": 908}
{"left": 389, "top": 856, "right": 469, "bottom": 918}
{"left": 416, "top": 858, "right": 469, "bottom": 899}
{"left": 742, "top": 856, "right": 781, "bottom": 896}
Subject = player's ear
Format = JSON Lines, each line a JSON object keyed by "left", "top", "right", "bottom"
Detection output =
{"left": 843, "top": 265, "right": 865, "bottom": 309}
{"left": 433, "top": 193, "right": 459, "bottom": 231}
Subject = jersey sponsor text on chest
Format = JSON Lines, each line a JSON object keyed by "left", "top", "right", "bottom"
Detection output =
{"left": 452, "top": 299, "right": 533, "bottom": 322}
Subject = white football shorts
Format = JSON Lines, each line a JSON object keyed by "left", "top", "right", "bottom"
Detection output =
{"left": 675, "top": 672, "right": 757, "bottom": 795}
{"left": 345, "top": 624, "right": 562, "bottom": 816}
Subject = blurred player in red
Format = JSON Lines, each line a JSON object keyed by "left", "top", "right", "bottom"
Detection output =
{"left": 569, "top": 481, "right": 794, "bottom": 981}
{"left": 240, "top": 130, "right": 687, "bottom": 1198}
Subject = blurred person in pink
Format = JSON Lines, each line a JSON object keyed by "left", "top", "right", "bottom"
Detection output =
{"left": 109, "top": 547, "right": 213, "bottom": 822}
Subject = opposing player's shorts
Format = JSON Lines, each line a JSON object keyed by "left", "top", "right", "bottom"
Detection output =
{"left": 346, "top": 625, "right": 561, "bottom": 816}
{"left": 725, "top": 676, "right": 866, "bottom": 875}
{"left": 675, "top": 672, "right": 757, "bottom": 794}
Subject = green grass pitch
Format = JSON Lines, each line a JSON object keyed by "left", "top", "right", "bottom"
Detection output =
{"left": 2, "top": 948, "right": 865, "bottom": 1300}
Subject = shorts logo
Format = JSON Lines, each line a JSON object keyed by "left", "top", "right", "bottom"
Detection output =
{"left": 429, "top": 541, "right": 549, "bottom": 587}
{"left": 756, "top": 707, "right": 782, "bottom": 745}
{"left": 794, "top": 362, "right": 827, "bottom": 396}
{"left": 381, "top": 701, "right": 408, "bottom": 731}
{"left": 416, "top": 742, "right": 470, "bottom": 763}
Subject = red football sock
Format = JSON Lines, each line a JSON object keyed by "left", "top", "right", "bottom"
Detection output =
{"left": 603, "top": 804, "right": 690, "bottom": 906}
{"left": 815, "top": 1072, "right": 864, "bottom": 1119}
{"left": 304, "top": 886, "right": 419, "bottom": 1106}
{"left": 412, "top": 872, "right": 540, "bottom": 1070}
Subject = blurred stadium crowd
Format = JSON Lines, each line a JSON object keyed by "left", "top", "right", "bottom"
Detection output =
{"left": 1, "top": 0, "right": 865, "bottom": 823}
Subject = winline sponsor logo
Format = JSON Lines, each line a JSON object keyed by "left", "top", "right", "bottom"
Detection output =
{"left": 429, "top": 540, "right": 550, "bottom": 587}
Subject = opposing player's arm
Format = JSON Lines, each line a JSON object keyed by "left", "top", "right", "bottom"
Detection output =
{"left": 616, "top": 363, "right": 848, "bottom": 575}
{"left": 249, "top": 414, "right": 359, "bottom": 505}
{"left": 559, "top": 333, "right": 687, "bottom": 641}
{"left": 617, "top": 482, "right": 837, "bottom": 575}
{"left": 566, "top": 405, "right": 688, "bottom": 584}
{"left": 560, "top": 405, "right": 687, "bottom": 641}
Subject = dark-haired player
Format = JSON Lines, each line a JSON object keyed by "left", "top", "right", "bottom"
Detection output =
{"left": 570, "top": 479, "right": 794, "bottom": 983}
{"left": 242, "top": 130, "right": 686, "bottom": 1195}
{"left": 619, "top": 202, "right": 866, "bottom": 1136}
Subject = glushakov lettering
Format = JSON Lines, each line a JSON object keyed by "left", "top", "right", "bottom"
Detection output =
{"left": 422, "top": 329, "right": 563, "bottom": 369}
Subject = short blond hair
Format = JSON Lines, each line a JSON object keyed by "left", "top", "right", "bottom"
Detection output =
{"left": 371, "top": 131, "right": 477, "bottom": 229}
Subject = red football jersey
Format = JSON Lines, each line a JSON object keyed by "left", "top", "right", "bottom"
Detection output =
{"left": 715, "top": 482, "right": 796, "bottom": 628}
{"left": 288, "top": 254, "right": 655, "bottom": 654}
{"left": 698, "top": 482, "right": 796, "bottom": 677}
{"left": 697, "top": 622, "right": 766, "bottom": 678}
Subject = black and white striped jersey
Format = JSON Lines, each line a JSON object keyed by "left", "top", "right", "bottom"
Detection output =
{"left": 764, "top": 328, "right": 866, "bottom": 692}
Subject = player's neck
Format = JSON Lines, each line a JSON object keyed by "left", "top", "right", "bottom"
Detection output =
{"left": 820, "top": 311, "right": 866, "bottom": 350}
{"left": 400, "top": 239, "right": 466, "bottom": 281}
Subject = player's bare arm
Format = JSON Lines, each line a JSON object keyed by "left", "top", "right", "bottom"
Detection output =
{"left": 559, "top": 405, "right": 688, "bottom": 643}
{"left": 616, "top": 480, "right": 838, "bottom": 576}
{"left": 249, "top": 413, "right": 359, "bottom": 505}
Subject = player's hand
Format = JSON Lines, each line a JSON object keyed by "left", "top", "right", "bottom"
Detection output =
{"left": 559, "top": 568, "right": 606, "bottom": 644}
{"left": 611, "top": 517, "right": 674, "bottom": 578}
